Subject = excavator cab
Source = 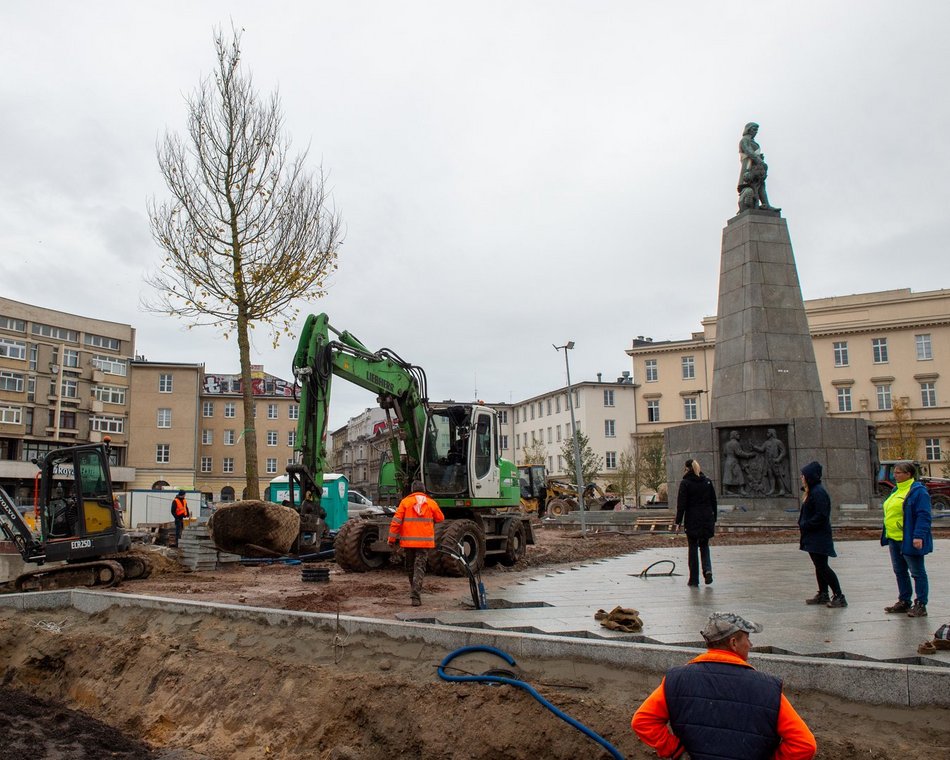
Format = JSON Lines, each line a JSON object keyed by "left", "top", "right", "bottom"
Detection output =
{"left": 423, "top": 404, "right": 500, "bottom": 499}
{"left": 37, "top": 442, "right": 129, "bottom": 563}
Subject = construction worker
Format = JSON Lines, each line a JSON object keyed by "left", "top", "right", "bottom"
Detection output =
{"left": 632, "top": 611, "right": 817, "bottom": 760}
{"left": 171, "top": 490, "right": 191, "bottom": 543}
{"left": 387, "top": 480, "right": 444, "bottom": 606}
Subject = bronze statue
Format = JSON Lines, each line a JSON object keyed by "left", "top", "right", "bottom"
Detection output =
{"left": 738, "top": 122, "right": 780, "bottom": 213}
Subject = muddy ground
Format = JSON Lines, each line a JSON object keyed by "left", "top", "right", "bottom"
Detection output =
{"left": 1, "top": 526, "right": 948, "bottom": 759}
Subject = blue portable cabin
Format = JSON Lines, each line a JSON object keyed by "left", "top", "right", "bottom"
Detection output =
{"left": 266, "top": 473, "right": 348, "bottom": 530}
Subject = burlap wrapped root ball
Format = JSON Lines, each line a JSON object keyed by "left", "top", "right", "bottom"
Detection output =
{"left": 207, "top": 500, "right": 300, "bottom": 556}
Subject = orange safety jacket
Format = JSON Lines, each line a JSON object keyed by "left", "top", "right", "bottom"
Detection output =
{"left": 173, "top": 497, "right": 189, "bottom": 518}
{"left": 388, "top": 492, "right": 445, "bottom": 549}
{"left": 631, "top": 649, "right": 817, "bottom": 760}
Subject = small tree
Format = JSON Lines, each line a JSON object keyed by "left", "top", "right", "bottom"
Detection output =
{"left": 638, "top": 434, "right": 667, "bottom": 495}
{"left": 520, "top": 439, "right": 547, "bottom": 466}
{"left": 605, "top": 449, "right": 636, "bottom": 505}
{"left": 879, "top": 399, "right": 918, "bottom": 461}
{"left": 146, "top": 28, "right": 342, "bottom": 499}
{"left": 560, "top": 431, "right": 603, "bottom": 486}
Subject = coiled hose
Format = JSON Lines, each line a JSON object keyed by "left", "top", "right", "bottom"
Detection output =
{"left": 438, "top": 645, "right": 624, "bottom": 759}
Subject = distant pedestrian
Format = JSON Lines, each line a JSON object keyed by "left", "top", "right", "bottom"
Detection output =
{"left": 799, "top": 461, "right": 846, "bottom": 608}
{"left": 387, "top": 480, "right": 445, "bottom": 606}
{"left": 675, "top": 458, "right": 717, "bottom": 586}
{"left": 632, "top": 611, "right": 817, "bottom": 760}
{"left": 881, "top": 461, "right": 933, "bottom": 617}
{"left": 171, "top": 490, "right": 191, "bottom": 543}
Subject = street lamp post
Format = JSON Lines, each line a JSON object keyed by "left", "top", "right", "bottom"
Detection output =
{"left": 554, "top": 342, "right": 586, "bottom": 536}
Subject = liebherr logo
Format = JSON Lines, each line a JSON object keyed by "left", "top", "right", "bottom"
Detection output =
{"left": 367, "top": 372, "right": 394, "bottom": 392}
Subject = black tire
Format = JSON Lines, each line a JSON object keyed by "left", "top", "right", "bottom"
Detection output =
{"left": 547, "top": 498, "right": 571, "bottom": 517}
{"left": 116, "top": 555, "right": 152, "bottom": 580}
{"left": 431, "top": 519, "right": 486, "bottom": 577}
{"left": 334, "top": 520, "right": 388, "bottom": 572}
{"left": 499, "top": 520, "right": 527, "bottom": 566}
{"left": 932, "top": 493, "right": 950, "bottom": 511}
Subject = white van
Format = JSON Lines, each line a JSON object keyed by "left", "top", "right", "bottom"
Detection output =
{"left": 347, "top": 490, "right": 377, "bottom": 518}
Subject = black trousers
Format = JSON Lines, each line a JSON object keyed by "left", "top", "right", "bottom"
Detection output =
{"left": 809, "top": 552, "right": 842, "bottom": 596}
{"left": 687, "top": 537, "right": 712, "bottom": 583}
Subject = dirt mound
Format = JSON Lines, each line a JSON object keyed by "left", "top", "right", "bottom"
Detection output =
{"left": 207, "top": 500, "right": 299, "bottom": 556}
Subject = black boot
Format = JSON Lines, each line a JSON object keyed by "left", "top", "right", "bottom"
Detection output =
{"left": 805, "top": 592, "right": 830, "bottom": 605}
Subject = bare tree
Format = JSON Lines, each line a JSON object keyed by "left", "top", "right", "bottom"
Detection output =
{"left": 146, "top": 28, "right": 342, "bottom": 499}
{"left": 605, "top": 449, "right": 636, "bottom": 505}
{"left": 879, "top": 398, "right": 918, "bottom": 461}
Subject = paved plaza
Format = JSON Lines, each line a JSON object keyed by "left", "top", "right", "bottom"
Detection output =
{"left": 410, "top": 539, "right": 950, "bottom": 666}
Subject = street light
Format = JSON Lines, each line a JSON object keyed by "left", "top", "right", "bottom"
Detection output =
{"left": 553, "top": 341, "right": 586, "bottom": 536}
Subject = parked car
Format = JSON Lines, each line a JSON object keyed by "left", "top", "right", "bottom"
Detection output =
{"left": 347, "top": 489, "right": 382, "bottom": 519}
{"left": 877, "top": 461, "right": 950, "bottom": 510}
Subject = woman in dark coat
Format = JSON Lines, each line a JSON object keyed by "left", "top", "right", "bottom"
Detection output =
{"left": 799, "top": 461, "right": 846, "bottom": 608}
{"left": 675, "top": 459, "right": 717, "bottom": 586}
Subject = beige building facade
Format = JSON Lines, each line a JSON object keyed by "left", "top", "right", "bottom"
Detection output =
{"left": 0, "top": 297, "right": 136, "bottom": 503}
{"left": 626, "top": 288, "right": 950, "bottom": 473}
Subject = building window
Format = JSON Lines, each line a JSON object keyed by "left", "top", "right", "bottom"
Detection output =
{"left": 91, "top": 415, "right": 125, "bottom": 434}
{"left": 200, "top": 456, "right": 212, "bottom": 473}
{"left": 157, "top": 408, "right": 172, "bottom": 428}
{"left": 645, "top": 359, "right": 658, "bottom": 382}
{"left": 289, "top": 404, "right": 299, "bottom": 420}
{"left": 872, "top": 338, "right": 888, "bottom": 364}
{"left": 0, "top": 338, "right": 27, "bottom": 361}
{"left": 546, "top": 427, "right": 552, "bottom": 443}
{"left": 515, "top": 433, "right": 521, "bottom": 449}
{"left": 837, "top": 387, "right": 852, "bottom": 412}
{"left": 95, "top": 385, "right": 126, "bottom": 405}
{"left": 49, "top": 410, "right": 77, "bottom": 429}
{"left": 546, "top": 399, "right": 552, "bottom": 415}
{"left": 224, "top": 402, "right": 236, "bottom": 418}
{"left": 27, "top": 376, "right": 34, "bottom": 401}
{"left": 557, "top": 455, "right": 564, "bottom": 471}
{"left": 920, "top": 382, "right": 937, "bottom": 408}
{"left": 158, "top": 374, "right": 173, "bottom": 393}
{"left": 604, "top": 419, "right": 616, "bottom": 437}
{"left": 682, "top": 356, "right": 695, "bottom": 380}
{"left": 0, "top": 316, "right": 26, "bottom": 333}
{"left": 223, "top": 457, "right": 234, "bottom": 473}
{"left": 224, "top": 429, "right": 236, "bottom": 445}
{"left": 266, "top": 430, "right": 278, "bottom": 446}
{"left": 537, "top": 402, "right": 543, "bottom": 418}
{"left": 556, "top": 425, "right": 562, "bottom": 442}
{"left": 647, "top": 400, "right": 660, "bottom": 422}
{"left": 548, "top": 456, "right": 554, "bottom": 471}
{"left": 92, "top": 355, "right": 127, "bottom": 376}
{"left": 202, "top": 429, "right": 213, "bottom": 445}
{"left": 0, "top": 371, "right": 24, "bottom": 393}
{"left": 606, "top": 451, "right": 617, "bottom": 469}
{"left": 59, "top": 378, "right": 78, "bottom": 398}
{"left": 876, "top": 384, "right": 892, "bottom": 411}
{"left": 32, "top": 323, "right": 78, "bottom": 342}
{"left": 63, "top": 349, "right": 80, "bottom": 368}
{"left": 0, "top": 405, "right": 22, "bottom": 425}
{"left": 573, "top": 390, "right": 580, "bottom": 409}
{"left": 833, "top": 341, "right": 849, "bottom": 367}
{"left": 84, "top": 333, "right": 121, "bottom": 351}
{"left": 202, "top": 401, "right": 214, "bottom": 417}
{"left": 498, "top": 410, "right": 508, "bottom": 425}
{"left": 156, "top": 444, "right": 170, "bottom": 464}
{"left": 604, "top": 389, "right": 615, "bottom": 407}
{"left": 916, "top": 334, "right": 933, "bottom": 361}
{"left": 266, "top": 458, "right": 278, "bottom": 474}
{"left": 530, "top": 405, "right": 535, "bottom": 420}
{"left": 500, "top": 434, "right": 508, "bottom": 450}
{"left": 925, "top": 438, "right": 941, "bottom": 461}
{"left": 288, "top": 430, "right": 296, "bottom": 447}
{"left": 683, "top": 397, "right": 698, "bottom": 420}
{"left": 267, "top": 403, "right": 278, "bottom": 419}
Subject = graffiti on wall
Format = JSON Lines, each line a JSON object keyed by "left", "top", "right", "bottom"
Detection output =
{"left": 203, "top": 374, "right": 295, "bottom": 397}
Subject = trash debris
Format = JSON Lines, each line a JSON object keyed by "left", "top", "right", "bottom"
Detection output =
{"left": 594, "top": 605, "right": 643, "bottom": 633}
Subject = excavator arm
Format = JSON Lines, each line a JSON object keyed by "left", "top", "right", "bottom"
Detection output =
{"left": 291, "top": 313, "right": 430, "bottom": 502}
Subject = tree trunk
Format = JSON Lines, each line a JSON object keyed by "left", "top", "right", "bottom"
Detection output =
{"left": 237, "top": 310, "right": 260, "bottom": 500}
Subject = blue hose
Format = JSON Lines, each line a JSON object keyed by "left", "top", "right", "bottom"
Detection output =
{"left": 438, "top": 645, "right": 625, "bottom": 759}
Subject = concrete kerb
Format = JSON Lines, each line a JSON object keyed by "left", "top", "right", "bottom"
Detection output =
{"left": 1, "top": 590, "right": 946, "bottom": 708}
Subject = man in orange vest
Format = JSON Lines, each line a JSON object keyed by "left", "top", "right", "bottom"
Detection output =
{"left": 172, "top": 490, "right": 191, "bottom": 543}
{"left": 388, "top": 480, "right": 445, "bottom": 606}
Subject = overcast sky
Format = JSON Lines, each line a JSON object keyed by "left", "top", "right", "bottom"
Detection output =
{"left": 2, "top": 2, "right": 949, "bottom": 430}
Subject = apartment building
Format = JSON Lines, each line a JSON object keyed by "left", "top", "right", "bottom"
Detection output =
{"left": 127, "top": 362, "right": 300, "bottom": 502}
{"left": 0, "top": 297, "right": 136, "bottom": 503}
{"left": 330, "top": 407, "right": 393, "bottom": 500}
{"left": 626, "top": 288, "right": 950, "bottom": 471}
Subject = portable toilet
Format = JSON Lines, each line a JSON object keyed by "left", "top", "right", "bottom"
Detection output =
{"left": 266, "top": 475, "right": 300, "bottom": 504}
{"left": 321, "top": 473, "right": 348, "bottom": 530}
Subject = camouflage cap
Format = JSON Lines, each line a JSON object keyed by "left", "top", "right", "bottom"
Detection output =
{"left": 701, "top": 611, "right": 763, "bottom": 643}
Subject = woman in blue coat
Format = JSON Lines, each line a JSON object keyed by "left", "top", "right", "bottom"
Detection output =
{"left": 881, "top": 461, "right": 933, "bottom": 617}
{"left": 799, "top": 461, "right": 846, "bottom": 608}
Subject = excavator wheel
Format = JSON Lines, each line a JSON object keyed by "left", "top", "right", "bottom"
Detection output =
{"left": 115, "top": 554, "right": 153, "bottom": 581}
{"left": 334, "top": 519, "right": 388, "bottom": 572}
{"left": 430, "top": 519, "right": 486, "bottom": 577}
{"left": 546, "top": 498, "right": 572, "bottom": 517}
{"left": 499, "top": 520, "right": 527, "bottom": 567}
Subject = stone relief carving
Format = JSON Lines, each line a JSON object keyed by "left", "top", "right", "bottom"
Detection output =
{"left": 719, "top": 426, "right": 791, "bottom": 497}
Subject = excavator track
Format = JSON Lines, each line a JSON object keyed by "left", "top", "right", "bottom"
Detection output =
{"left": 109, "top": 553, "right": 153, "bottom": 581}
{"left": 13, "top": 560, "right": 125, "bottom": 593}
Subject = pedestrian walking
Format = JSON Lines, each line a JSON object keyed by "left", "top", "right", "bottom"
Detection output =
{"left": 632, "top": 611, "right": 817, "bottom": 759}
{"left": 171, "top": 490, "right": 190, "bottom": 543}
{"left": 881, "top": 461, "right": 933, "bottom": 617}
{"left": 675, "top": 458, "right": 717, "bottom": 586}
{"left": 799, "top": 461, "right": 846, "bottom": 608}
{"left": 387, "top": 480, "right": 445, "bottom": 606}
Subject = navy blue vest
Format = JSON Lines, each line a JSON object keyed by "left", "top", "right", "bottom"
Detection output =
{"left": 665, "top": 659, "right": 782, "bottom": 760}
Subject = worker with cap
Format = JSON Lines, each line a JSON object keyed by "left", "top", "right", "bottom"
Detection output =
{"left": 387, "top": 480, "right": 444, "bottom": 606}
{"left": 632, "top": 611, "right": 817, "bottom": 760}
{"left": 171, "top": 490, "right": 191, "bottom": 543}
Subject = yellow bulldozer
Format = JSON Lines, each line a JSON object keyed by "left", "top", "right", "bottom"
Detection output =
{"left": 518, "top": 465, "right": 621, "bottom": 517}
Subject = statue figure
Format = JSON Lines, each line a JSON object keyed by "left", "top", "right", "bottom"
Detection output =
{"left": 753, "top": 428, "right": 790, "bottom": 496}
{"left": 737, "top": 122, "right": 780, "bottom": 213}
{"left": 721, "top": 430, "right": 755, "bottom": 496}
